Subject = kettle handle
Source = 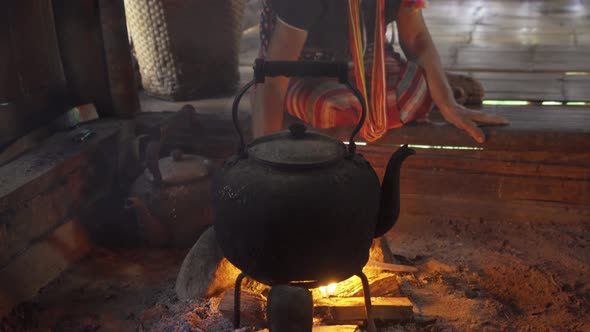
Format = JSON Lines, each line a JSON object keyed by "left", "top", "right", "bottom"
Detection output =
{"left": 232, "top": 58, "right": 367, "bottom": 155}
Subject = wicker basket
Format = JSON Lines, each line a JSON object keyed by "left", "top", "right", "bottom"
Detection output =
{"left": 124, "top": 0, "right": 245, "bottom": 101}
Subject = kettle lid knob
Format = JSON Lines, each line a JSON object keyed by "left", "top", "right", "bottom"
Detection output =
{"left": 289, "top": 123, "right": 307, "bottom": 139}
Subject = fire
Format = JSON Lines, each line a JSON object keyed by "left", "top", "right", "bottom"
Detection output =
{"left": 318, "top": 283, "right": 338, "bottom": 298}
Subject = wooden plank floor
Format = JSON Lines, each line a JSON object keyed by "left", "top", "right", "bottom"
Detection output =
{"left": 420, "top": 0, "right": 590, "bottom": 102}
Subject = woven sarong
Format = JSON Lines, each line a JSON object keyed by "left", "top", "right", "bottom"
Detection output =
{"left": 285, "top": 47, "right": 433, "bottom": 133}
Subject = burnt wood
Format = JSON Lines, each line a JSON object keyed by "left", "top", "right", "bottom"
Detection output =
{"left": 219, "top": 289, "right": 267, "bottom": 328}
{"left": 311, "top": 273, "right": 401, "bottom": 299}
{"left": 364, "top": 260, "right": 419, "bottom": 273}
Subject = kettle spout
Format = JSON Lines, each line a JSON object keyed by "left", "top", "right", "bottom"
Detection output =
{"left": 374, "top": 144, "right": 415, "bottom": 238}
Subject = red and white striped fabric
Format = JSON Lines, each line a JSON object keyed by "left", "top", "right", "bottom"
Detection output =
{"left": 284, "top": 47, "right": 433, "bottom": 135}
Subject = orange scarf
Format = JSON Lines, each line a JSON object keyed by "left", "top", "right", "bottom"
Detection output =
{"left": 348, "top": 0, "right": 387, "bottom": 142}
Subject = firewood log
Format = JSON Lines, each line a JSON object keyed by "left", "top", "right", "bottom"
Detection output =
{"left": 314, "top": 297, "right": 413, "bottom": 325}
{"left": 311, "top": 272, "right": 401, "bottom": 299}
{"left": 219, "top": 289, "right": 267, "bottom": 328}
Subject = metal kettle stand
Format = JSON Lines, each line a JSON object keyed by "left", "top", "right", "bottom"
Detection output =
{"left": 233, "top": 271, "right": 377, "bottom": 332}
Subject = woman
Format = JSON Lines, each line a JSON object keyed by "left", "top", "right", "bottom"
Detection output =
{"left": 252, "top": 0, "right": 507, "bottom": 143}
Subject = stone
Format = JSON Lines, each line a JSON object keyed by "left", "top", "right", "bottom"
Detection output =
{"left": 175, "top": 227, "right": 241, "bottom": 300}
{"left": 369, "top": 237, "right": 394, "bottom": 264}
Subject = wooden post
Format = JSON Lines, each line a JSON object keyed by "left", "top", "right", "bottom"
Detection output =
{"left": 52, "top": 0, "right": 112, "bottom": 115}
{"left": 98, "top": 0, "right": 140, "bottom": 118}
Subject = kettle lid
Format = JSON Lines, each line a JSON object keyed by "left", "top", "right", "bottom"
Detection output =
{"left": 146, "top": 149, "right": 211, "bottom": 185}
{"left": 248, "top": 123, "right": 346, "bottom": 169}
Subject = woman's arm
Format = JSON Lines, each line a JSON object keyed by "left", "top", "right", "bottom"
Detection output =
{"left": 252, "top": 19, "right": 308, "bottom": 138}
{"left": 396, "top": 9, "right": 507, "bottom": 143}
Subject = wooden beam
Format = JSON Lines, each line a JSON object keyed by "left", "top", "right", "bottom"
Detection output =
{"left": 361, "top": 146, "right": 590, "bottom": 181}
{"left": 312, "top": 107, "right": 590, "bottom": 153}
{"left": 349, "top": 148, "right": 590, "bottom": 205}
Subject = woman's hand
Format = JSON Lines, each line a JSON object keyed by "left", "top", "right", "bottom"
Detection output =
{"left": 438, "top": 102, "right": 509, "bottom": 143}
{"left": 397, "top": 9, "right": 508, "bottom": 144}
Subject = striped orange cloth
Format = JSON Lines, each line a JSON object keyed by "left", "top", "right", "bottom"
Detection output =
{"left": 284, "top": 47, "right": 433, "bottom": 135}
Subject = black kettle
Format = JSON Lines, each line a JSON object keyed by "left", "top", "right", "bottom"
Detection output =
{"left": 211, "top": 59, "right": 415, "bottom": 287}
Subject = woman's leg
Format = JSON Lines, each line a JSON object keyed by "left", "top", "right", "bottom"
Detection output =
{"left": 282, "top": 54, "right": 436, "bottom": 136}
{"left": 285, "top": 77, "right": 362, "bottom": 128}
